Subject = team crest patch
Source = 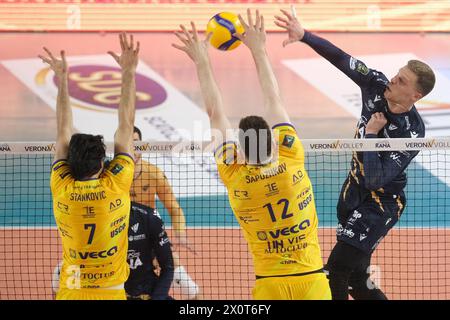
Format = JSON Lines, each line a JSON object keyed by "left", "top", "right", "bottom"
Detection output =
{"left": 356, "top": 63, "right": 369, "bottom": 75}
{"left": 111, "top": 164, "right": 123, "bottom": 175}
{"left": 282, "top": 135, "right": 295, "bottom": 148}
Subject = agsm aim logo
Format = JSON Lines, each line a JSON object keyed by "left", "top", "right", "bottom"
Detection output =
{"left": 37, "top": 65, "right": 168, "bottom": 112}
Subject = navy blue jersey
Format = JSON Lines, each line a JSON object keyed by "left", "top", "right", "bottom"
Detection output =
{"left": 302, "top": 31, "right": 425, "bottom": 193}
{"left": 125, "top": 202, "right": 174, "bottom": 300}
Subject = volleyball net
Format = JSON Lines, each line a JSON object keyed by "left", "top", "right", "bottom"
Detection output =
{"left": 1, "top": 137, "right": 449, "bottom": 300}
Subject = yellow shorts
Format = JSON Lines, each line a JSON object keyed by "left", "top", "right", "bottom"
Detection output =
{"left": 56, "top": 288, "right": 126, "bottom": 300}
{"left": 252, "top": 272, "right": 331, "bottom": 300}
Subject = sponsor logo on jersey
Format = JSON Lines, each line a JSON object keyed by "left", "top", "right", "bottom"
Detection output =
{"left": 282, "top": 135, "right": 295, "bottom": 148}
{"left": 239, "top": 215, "right": 260, "bottom": 224}
{"left": 111, "top": 223, "right": 126, "bottom": 238}
{"left": 356, "top": 62, "right": 369, "bottom": 75}
{"left": 111, "top": 164, "right": 124, "bottom": 175}
{"left": 233, "top": 190, "right": 250, "bottom": 199}
{"left": 405, "top": 116, "right": 411, "bottom": 130}
{"left": 292, "top": 170, "right": 304, "bottom": 186}
{"left": 349, "top": 57, "right": 357, "bottom": 70}
{"left": 298, "top": 194, "right": 313, "bottom": 211}
{"left": 129, "top": 234, "right": 146, "bottom": 242}
{"left": 389, "top": 152, "right": 402, "bottom": 167}
{"left": 348, "top": 210, "right": 362, "bottom": 226}
{"left": 257, "top": 231, "right": 268, "bottom": 241}
{"left": 131, "top": 223, "right": 139, "bottom": 233}
{"left": 388, "top": 123, "right": 398, "bottom": 131}
{"left": 261, "top": 219, "right": 311, "bottom": 240}
{"left": 69, "top": 246, "right": 118, "bottom": 260}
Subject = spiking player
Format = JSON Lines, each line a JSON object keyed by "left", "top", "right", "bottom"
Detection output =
{"left": 276, "top": 6, "right": 435, "bottom": 299}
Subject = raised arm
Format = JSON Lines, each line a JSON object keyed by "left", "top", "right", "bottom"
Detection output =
{"left": 275, "top": 7, "right": 375, "bottom": 88}
{"left": 172, "top": 22, "right": 232, "bottom": 147}
{"left": 235, "top": 9, "right": 290, "bottom": 126}
{"left": 39, "top": 48, "right": 73, "bottom": 162}
{"left": 107, "top": 33, "right": 140, "bottom": 157}
{"left": 155, "top": 167, "right": 193, "bottom": 252}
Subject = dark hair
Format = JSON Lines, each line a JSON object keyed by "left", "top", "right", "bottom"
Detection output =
{"left": 407, "top": 60, "right": 436, "bottom": 97}
{"left": 133, "top": 126, "right": 142, "bottom": 140}
{"left": 68, "top": 134, "right": 106, "bottom": 180}
{"left": 238, "top": 116, "right": 272, "bottom": 164}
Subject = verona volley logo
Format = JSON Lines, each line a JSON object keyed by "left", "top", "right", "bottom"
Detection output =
{"left": 35, "top": 64, "right": 168, "bottom": 112}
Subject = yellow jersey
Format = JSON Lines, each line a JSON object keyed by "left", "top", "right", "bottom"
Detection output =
{"left": 50, "top": 153, "right": 134, "bottom": 289}
{"left": 215, "top": 123, "right": 324, "bottom": 277}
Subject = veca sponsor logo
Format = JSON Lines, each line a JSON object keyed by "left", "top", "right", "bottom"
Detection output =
{"left": 69, "top": 246, "right": 118, "bottom": 260}
{"left": 265, "top": 219, "right": 311, "bottom": 239}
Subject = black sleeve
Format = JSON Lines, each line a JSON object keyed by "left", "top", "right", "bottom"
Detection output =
{"left": 146, "top": 212, "right": 174, "bottom": 300}
{"left": 301, "top": 31, "right": 376, "bottom": 88}
{"left": 363, "top": 133, "right": 419, "bottom": 190}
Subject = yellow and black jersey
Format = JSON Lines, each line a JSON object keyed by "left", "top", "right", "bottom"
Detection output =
{"left": 50, "top": 153, "right": 134, "bottom": 289}
{"left": 215, "top": 123, "right": 324, "bottom": 278}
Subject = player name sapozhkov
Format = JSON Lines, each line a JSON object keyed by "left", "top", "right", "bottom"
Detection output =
{"left": 245, "top": 163, "right": 287, "bottom": 183}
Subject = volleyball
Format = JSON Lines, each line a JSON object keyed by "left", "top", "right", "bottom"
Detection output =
{"left": 206, "top": 12, "right": 244, "bottom": 51}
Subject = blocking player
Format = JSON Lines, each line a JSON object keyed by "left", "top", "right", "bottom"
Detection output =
{"left": 173, "top": 9, "right": 331, "bottom": 299}
{"left": 44, "top": 33, "right": 139, "bottom": 300}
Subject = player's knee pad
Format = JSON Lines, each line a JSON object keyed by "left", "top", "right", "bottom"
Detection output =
{"left": 173, "top": 266, "right": 199, "bottom": 300}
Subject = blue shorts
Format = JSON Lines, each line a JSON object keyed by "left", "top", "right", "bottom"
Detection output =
{"left": 336, "top": 176, "right": 406, "bottom": 254}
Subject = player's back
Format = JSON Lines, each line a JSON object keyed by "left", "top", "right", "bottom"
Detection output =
{"left": 216, "top": 124, "right": 325, "bottom": 278}
{"left": 51, "top": 154, "right": 134, "bottom": 289}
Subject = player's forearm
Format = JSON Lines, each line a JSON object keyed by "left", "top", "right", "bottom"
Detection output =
{"left": 301, "top": 31, "right": 353, "bottom": 76}
{"left": 56, "top": 74, "right": 74, "bottom": 138}
{"left": 363, "top": 134, "right": 406, "bottom": 190}
{"left": 169, "top": 206, "right": 187, "bottom": 233}
{"left": 118, "top": 69, "right": 136, "bottom": 130}
{"left": 152, "top": 253, "right": 174, "bottom": 300}
{"left": 251, "top": 48, "right": 284, "bottom": 110}
{"left": 195, "top": 59, "right": 225, "bottom": 119}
